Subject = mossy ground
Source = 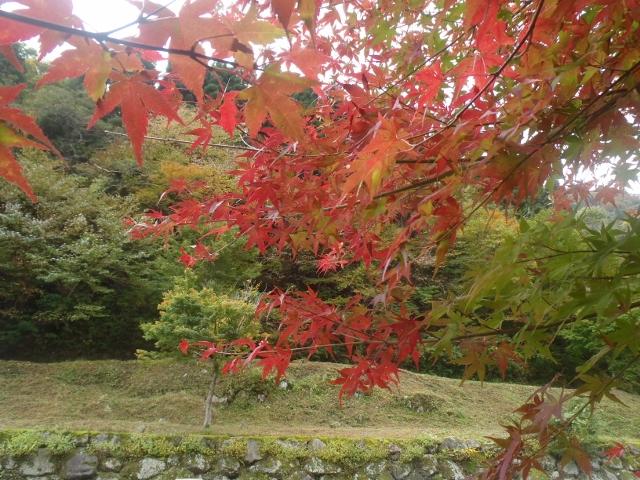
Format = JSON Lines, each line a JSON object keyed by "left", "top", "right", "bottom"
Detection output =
{"left": 0, "top": 359, "right": 638, "bottom": 443}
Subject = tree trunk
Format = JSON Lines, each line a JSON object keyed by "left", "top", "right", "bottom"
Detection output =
{"left": 202, "top": 369, "right": 218, "bottom": 429}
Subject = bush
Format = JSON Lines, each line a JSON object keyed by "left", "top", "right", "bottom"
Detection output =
{"left": 141, "top": 273, "right": 260, "bottom": 353}
{"left": 0, "top": 151, "right": 176, "bottom": 359}
{"left": 22, "top": 79, "right": 112, "bottom": 162}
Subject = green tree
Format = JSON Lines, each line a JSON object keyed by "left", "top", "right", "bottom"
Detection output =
{"left": 0, "top": 151, "right": 176, "bottom": 358}
{"left": 22, "top": 79, "right": 111, "bottom": 161}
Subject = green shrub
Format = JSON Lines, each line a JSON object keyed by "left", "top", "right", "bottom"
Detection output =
{"left": 0, "top": 152, "right": 175, "bottom": 359}
{"left": 141, "top": 273, "right": 260, "bottom": 353}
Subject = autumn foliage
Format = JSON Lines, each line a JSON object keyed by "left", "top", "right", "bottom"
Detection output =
{"left": 1, "top": 0, "right": 640, "bottom": 477}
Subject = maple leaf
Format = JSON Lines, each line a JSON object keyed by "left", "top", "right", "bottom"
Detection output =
{"left": 342, "top": 119, "right": 409, "bottom": 196}
{"left": 239, "top": 65, "right": 315, "bottom": 139}
{"left": 0, "top": 0, "right": 82, "bottom": 57}
{"left": 219, "top": 91, "right": 239, "bottom": 138}
{"left": 271, "top": 0, "right": 297, "bottom": 30}
{"left": 258, "top": 347, "right": 292, "bottom": 381}
{"left": 0, "top": 84, "right": 59, "bottom": 201}
{"left": 298, "top": 0, "right": 318, "bottom": 32}
{"left": 414, "top": 62, "right": 443, "bottom": 106}
{"left": 134, "top": 1, "right": 217, "bottom": 102}
{"left": 560, "top": 437, "right": 592, "bottom": 477}
{"left": 88, "top": 71, "right": 182, "bottom": 165}
{"left": 283, "top": 46, "right": 331, "bottom": 80}
{"left": 604, "top": 442, "right": 625, "bottom": 460}
{"left": 232, "top": 6, "right": 284, "bottom": 46}
{"left": 493, "top": 342, "right": 524, "bottom": 379}
{"left": 37, "top": 40, "right": 112, "bottom": 101}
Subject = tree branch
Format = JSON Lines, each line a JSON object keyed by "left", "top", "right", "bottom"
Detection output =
{"left": 102, "top": 130, "right": 256, "bottom": 152}
{"left": 0, "top": 9, "right": 239, "bottom": 68}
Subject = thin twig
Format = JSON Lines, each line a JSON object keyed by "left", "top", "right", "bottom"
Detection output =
{"left": 102, "top": 130, "right": 256, "bottom": 152}
{"left": 100, "top": 0, "right": 180, "bottom": 36}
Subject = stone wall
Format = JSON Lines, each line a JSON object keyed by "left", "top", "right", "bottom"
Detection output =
{"left": 1, "top": 431, "right": 638, "bottom": 480}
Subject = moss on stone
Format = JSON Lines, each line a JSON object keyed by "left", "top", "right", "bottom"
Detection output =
{"left": 0, "top": 430, "right": 75, "bottom": 457}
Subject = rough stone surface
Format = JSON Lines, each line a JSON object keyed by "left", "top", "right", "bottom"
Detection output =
{"left": 388, "top": 444, "right": 402, "bottom": 459}
{"left": 186, "top": 453, "right": 210, "bottom": 474}
{"left": 2, "top": 435, "right": 639, "bottom": 480}
{"left": 92, "top": 434, "right": 120, "bottom": 447}
{"left": 245, "top": 439, "right": 262, "bottom": 464}
{"left": 561, "top": 461, "right": 580, "bottom": 477}
{"left": 287, "top": 472, "right": 314, "bottom": 480}
{"left": 217, "top": 456, "right": 241, "bottom": 477}
{"left": 418, "top": 454, "right": 439, "bottom": 476}
{"left": 137, "top": 458, "right": 166, "bottom": 480}
{"left": 3, "top": 456, "right": 17, "bottom": 470}
{"left": 73, "top": 435, "right": 90, "bottom": 447}
{"left": 389, "top": 462, "right": 412, "bottom": 479}
{"left": 101, "top": 457, "right": 123, "bottom": 473}
{"left": 438, "top": 459, "right": 465, "bottom": 480}
{"left": 20, "top": 448, "right": 56, "bottom": 477}
{"left": 63, "top": 451, "right": 98, "bottom": 480}
{"left": 250, "top": 458, "right": 282, "bottom": 474}
{"left": 304, "top": 457, "right": 342, "bottom": 475}
{"left": 365, "top": 460, "right": 387, "bottom": 477}
{"left": 308, "top": 438, "right": 326, "bottom": 451}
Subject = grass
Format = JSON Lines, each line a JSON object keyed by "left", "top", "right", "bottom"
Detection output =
{"left": 0, "top": 359, "right": 638, "bottom": 443}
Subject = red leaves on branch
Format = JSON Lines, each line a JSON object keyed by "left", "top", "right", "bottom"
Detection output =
{"left": 2, "top": 0, "right": 640, "bottom": 476}
{"left": 0, "top": 84, "right": 59, "bottom": 200}
{"left": 239, "top": 66, "right": 314, "bottom": 139}
{"left": 88, "top": 71, "right": 182, "bottom": 165}
{"left": 0, "top": 0, "right": 81, "bottom": 56}
{"left": 37, "top": 40, "right": 112, "bottom": 101}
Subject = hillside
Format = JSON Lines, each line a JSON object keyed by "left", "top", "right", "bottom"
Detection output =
{"left": 0, "top": 359, "right": 638, "bottom": 443}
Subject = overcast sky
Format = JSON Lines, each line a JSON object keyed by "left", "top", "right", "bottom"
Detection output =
{"left": 71, "top": 0, "right": 176, "bottom": 33}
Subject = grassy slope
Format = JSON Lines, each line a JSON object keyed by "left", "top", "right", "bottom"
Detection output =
{"left": 0, "top": 359, "right": 638, "bottom": 442}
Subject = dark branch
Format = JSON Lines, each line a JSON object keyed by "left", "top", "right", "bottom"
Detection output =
{"left": 0, "top": 9, "right": 240, "bottom": 68}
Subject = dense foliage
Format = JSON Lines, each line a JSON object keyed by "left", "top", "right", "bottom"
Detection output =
{"left": 0, "top": 0, "right": 639, "bottom": 477}
{"left": 141, "top": 271, "right": 260, "bottom": 355}
{"left": 0, "top": 151, "right": 171, "bottom": 357}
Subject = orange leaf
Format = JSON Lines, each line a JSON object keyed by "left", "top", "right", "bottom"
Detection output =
{"left": 239, "top": 66, "right": 314, "bottom": 139}
{"left": 38, "top": 40, "right": 112, "bottom": 101}
{"left": 88, "top": 71, "right": 182, "bottom": 165}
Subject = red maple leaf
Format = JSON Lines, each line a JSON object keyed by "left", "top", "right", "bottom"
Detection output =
{"left": 0, "top": 0, "right": 82, "bottom": 56}
{"left": 178, "top": 339, "right": 190, "bottom": 355}
{"left": 604, "top": 442, "right": 625, "bottom": 460}
{"left": 37, "top": 39, "right": 112, "bottom": 101}
{"left": 88, "top": 71, "right": 182, "bottom": 165}
{"left": 0, "top": 84, "right": 59, "bottom": 201}
{"left": 219, "top": 91, "right": 239, "bottom": 137}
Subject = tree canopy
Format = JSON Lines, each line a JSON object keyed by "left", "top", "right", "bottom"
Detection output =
{"left": 0, "top": 0, "right": 639, "bottom": 477}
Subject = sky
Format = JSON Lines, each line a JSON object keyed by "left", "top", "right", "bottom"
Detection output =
{"left": 71, "top": 0, "right": 179, "bottom": 34}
